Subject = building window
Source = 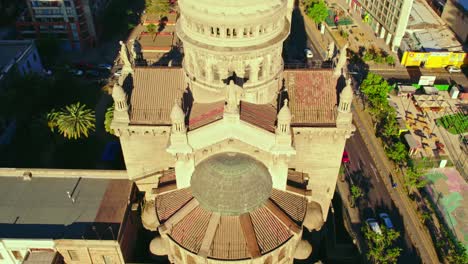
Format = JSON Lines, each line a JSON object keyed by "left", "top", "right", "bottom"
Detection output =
{"left": 33, "top": 53, "right": 38, "bottom": 62}
{"left": 27, "top": 61, "right": 32, "bottom": 70}
{"left": 68, "top": 250, "right": 80, "bottom": 261}
{"left": 12, "top": 251, "right": 22, "bottom": 260}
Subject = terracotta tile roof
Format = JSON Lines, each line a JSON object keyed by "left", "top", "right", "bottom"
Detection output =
{"left": 130, "top": 67, "right": 186, "bottom": 125}
{"left": 250, "top": 206, "right": 292, "bottom": 253}
{"left": 188, "top": 102, "right": 224, "bottom": 130}
{"left": 154, "top": 186, "right": 307, "bottom": 260}
{"left": 210, "top": 216, "right": 249, "bottom": 260}
{"left": 270, "top": 189, "right": 307, "bottom": 223}
{"left": 158, "top": 169, "right": 176, "bottom": 185}
{"left": 156, "top": 188, "right": 193, "bottom": 222}
{"left": 284, "top": 69, "right": 338, "bottom": 126}
{"left": 240, "top": 102, "right": 277, "bottom": 133}
{"left": 95, "top": 180, "right": 133, "bottom": 223}
{"left": 170, "top": 206, "right": 212, "bottom": 253}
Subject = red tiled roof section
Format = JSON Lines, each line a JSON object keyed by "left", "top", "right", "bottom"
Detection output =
{"left": 240, "top": 102, "right": 277, "bottom": 133}
{"left": 130, "top": 67, "right": 186, "bottom": 125}
{"left": 210, "top": 216, "right": 250, "bottom": 260}
{"left": 156, "top": 188, "right": 193, "bottom": 222}
{"left": 250, "top": 206, "right": 292, "bottom": 254}
{"left": 270, "top": 189, "right": 307, "bottom": 223}
{"left": 170, "top": 206, "right": 212, "bottom": 253}
{"left": 284, "top": 69, "right": 337, "bottom": 125}
{"left": 94, "top": 180, "right": 133, "bottom": 223}
{"left": 188, "top": 102, "right": 224, "bottom": 130}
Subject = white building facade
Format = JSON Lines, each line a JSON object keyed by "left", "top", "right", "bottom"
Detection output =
{"left": 347, "top": 0, "right": 414, "bottom": 51}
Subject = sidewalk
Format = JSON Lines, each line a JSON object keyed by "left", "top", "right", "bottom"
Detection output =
{"left": 300, "top": 0, "right": 405, "bottom": 68}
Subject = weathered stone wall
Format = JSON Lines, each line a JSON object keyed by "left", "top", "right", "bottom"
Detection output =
{"left": 119, "top": 132, "right": 175, "bottom": 181}
{"left": 290, "top": 127, "right": 347, "bottom": 220}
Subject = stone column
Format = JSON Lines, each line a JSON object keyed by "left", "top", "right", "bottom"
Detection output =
{"left": 264, "top": 54, "right": 272, "bottom": 78}
{"left": 385, "top": 33, "right": 392, "bottom": 45}
{"left": 220, "top": 26, "right": 226, "bottom": 38}
{"left": 206, "top": 63, "right": 214, "bottom": 81}
{"left": 237, "top": 27, "right": 243, "bottom": 38}
{"left": 380, "top": 27, "right": 386, "bottom": 39}
{"left": 249, "top": 60, "right": 260, "bottom": 83}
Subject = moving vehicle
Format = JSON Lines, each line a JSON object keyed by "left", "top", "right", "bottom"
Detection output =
{"left": 366, "top": 218, "right": 382, "bottom": 235}
{"left": 342, "top": 151, "right": 350, "bottom": 163}
{"left": 114, "top": 69, "right": 122, "bottom": 77}
{"left": 304, "top": 48, "right": 314, "bottom": 59}
{"left": 379, "top": 213, "right": 394, "bottom": 229}
{"left": 98, "top": 63, "right": 112, "bottom": 70}
{"left": 446, "top": 66, "right": 461, "bottom": 73}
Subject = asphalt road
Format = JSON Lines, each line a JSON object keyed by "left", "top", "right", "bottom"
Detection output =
{"left": 345, "top": 124, "right": 421, "bottom": 263}
{"left": 284, "top": 7, "right": 323, "bottom": 64}
{"left": 367, "top": 67, "right": 468, "bottom": 87}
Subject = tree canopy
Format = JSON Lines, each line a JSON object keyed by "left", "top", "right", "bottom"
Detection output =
{"left": 145, "top": 0, "right": 171, "bottom": 17}
{"left": 306, "top": 0, "right": 329, "bottom": 24}
{"left": 363, "top": 225, "right": 402, "bottom": 264}
{"left": 47, "top": 102, "right": 95, "bottom": 140}
{"left": 404, "top": 167, "right": 428, "bottom": 194}
{"left": 105, "top": 104, "right": 115, "bottom": 135}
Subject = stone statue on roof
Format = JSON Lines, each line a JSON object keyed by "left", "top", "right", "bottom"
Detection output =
{"left": 119, "top": 40, "right": 131, "bottom": 66}
{"left": 225, "top": 80, "right": 243, "bottom": 114}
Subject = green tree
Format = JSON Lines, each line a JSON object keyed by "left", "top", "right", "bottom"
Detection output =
{"left": 307, "top": 0, "right": 329, "bottom": 24}
{"left": 380, "top": 110, "right": 399, "bottom": 140}
{"left": 363, "top": 225, "right": 402, "bottom": 264}
{"left": 36, "top": 36, "right": 60, "bottom": 66}
{"left": 146, "top": 0, "right": 171, "bottom": 18}
{"left": 47, "top": 102, "right": 95, "bottom": 140}
{"left": 146, "top": 23, "right": 157, "bottom": 34}
{"left": 404, "top": 167, "right": 428, "bottom": 195}
{"left": 350, "top": 185, "right": 363, "bottom": 207}
{"left": 104, "top": 104, "right": 115, "bottom": 135}
{"left": 385, "top": 56, "right": 395, "bottom": 66}
{"left": 385, "top": 141, "right": 408, "bottom": 164}
{"left": 360, "top": 73, "right": 391, "bottom": 115}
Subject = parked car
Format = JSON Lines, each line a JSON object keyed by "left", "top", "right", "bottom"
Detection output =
{"left": 304, "top": 48, "right": 314, "bottom": 59}
{"left": 342, "top": 151, "right": 350, "bottom": 163}
{"left": 379, "top": 213, "right": 394, "bottom": 229}
{"left": 69, "top": 69, "right": 84, "bottom": 76}
{"left": 366, "top": 218, "right": 382, "bottom": 235}
{"left": 97, "top": 63, "right": 112, "bottom": 70}
{"left": 446, "top": 66, "right": 461, "bottom": 73}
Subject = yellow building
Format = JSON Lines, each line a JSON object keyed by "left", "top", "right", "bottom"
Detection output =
{"left": 401, "top": 51, "right": 467, "bottom": 68}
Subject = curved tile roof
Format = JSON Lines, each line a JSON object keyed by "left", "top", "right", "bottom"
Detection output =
{"left": 155, "top": 185, "right": 307, "bottom": 260}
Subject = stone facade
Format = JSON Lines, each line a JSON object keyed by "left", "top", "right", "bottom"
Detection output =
{"left": 111, "top": 0, "right": 354, "bottom": 262}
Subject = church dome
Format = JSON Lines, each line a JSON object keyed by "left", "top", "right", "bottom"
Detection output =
{"left": 177, "top": 0, "right": 289, "bottom": 48}
{"left": 191, "top": 152, "right": 272, "bottom": 215}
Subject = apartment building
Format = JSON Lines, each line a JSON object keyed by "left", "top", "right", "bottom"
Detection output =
{"left": 441, "top": 0, "right": 468, "bottom": 44}
{"left": 347, "top": 0, "right": 414, "bottom": 52}
{"left": 16, "top": 0, "right": 111, "bottom": 50}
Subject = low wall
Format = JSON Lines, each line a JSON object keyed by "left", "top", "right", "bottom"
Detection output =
{"left": 0, "top": 168, "right": 128, "bottom": 179}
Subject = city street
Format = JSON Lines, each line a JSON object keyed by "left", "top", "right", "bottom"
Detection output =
{"left": 347, "top": 99, "right": 441, "bottom": 263}
{"left": 345, "top": 126, "right": 421, "bottom": 263}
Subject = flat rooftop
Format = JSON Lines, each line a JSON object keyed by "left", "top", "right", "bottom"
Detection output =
{"left": 0, "top": 176, "right": 133, "bottom": 239}
{"left": 0, "top": 40, "right": 33, "bottom": 72}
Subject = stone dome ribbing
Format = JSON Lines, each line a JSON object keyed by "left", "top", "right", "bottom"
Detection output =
{"left": 190, "top": 152, "right": 272, "bottom": 215}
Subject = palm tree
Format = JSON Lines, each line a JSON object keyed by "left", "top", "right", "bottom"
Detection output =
{"left": 47, "top": 102, "right": 95, "bottom": 140}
